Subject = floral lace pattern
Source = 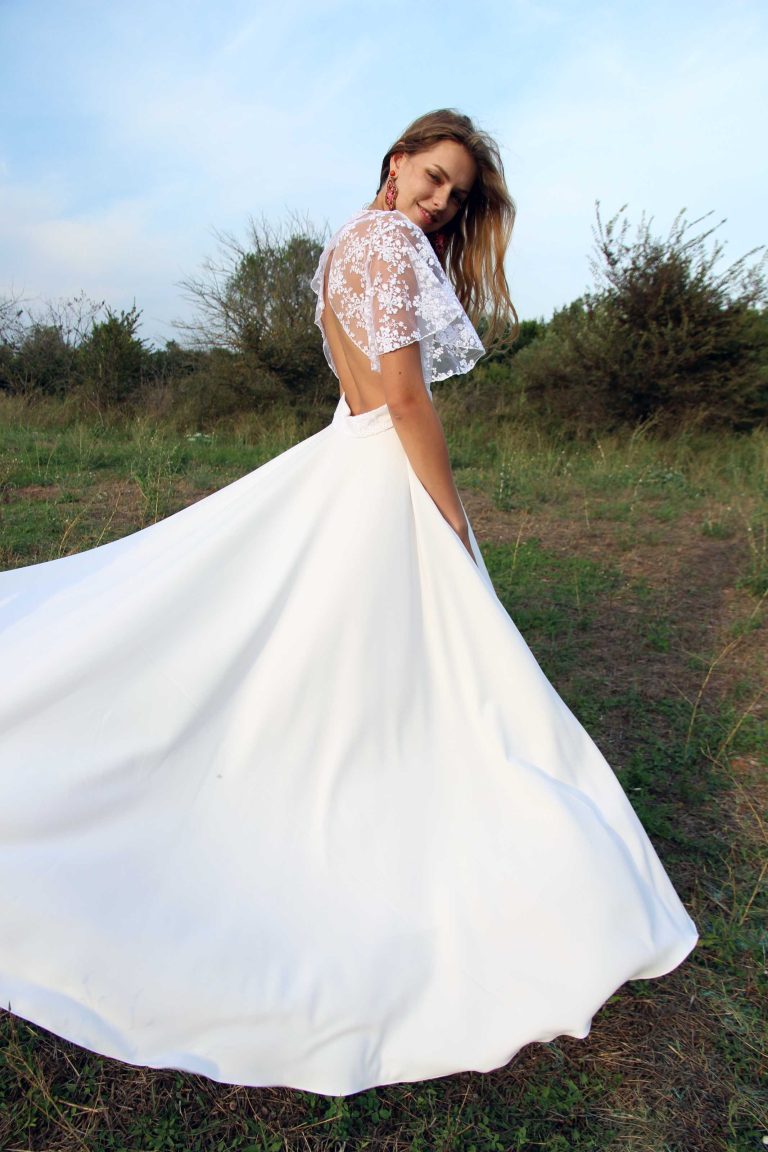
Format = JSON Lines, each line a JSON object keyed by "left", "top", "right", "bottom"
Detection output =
{"left": 311, "top": 210, "right": 485, "bottom": 385}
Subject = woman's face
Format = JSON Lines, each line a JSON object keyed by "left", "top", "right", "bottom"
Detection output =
{"left": 391, "top": 141, "right": 477, "bottom": 234}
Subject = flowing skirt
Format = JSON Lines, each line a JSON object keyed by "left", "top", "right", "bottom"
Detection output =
{"left": 0, "top": 395, "right": 697, "bottom": 1095}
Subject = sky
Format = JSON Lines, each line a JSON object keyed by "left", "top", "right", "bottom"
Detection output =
{"left": 1, "top": 0, "right": 766, "bottom": 346}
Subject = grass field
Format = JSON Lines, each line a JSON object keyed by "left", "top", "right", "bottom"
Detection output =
{"left": 0, "top": 392, "right": 766, "bottom": 1152}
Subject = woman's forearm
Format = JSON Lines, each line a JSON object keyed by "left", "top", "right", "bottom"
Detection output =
{"left": 389, "top": 392, "right": 467, "bottom": 533}
{"left": 380, "top": 342, "right": 474, "bottom": 560}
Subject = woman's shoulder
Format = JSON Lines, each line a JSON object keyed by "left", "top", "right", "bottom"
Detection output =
{"left": 313, "top": 209, "right": 484, "bottom": 384}
{"left": 333, "top": 209, "right": 437, "bottom": 267}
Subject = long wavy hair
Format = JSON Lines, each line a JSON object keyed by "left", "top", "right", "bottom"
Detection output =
{"left": 377, "top": 109, "right": 518, "bottom": 344}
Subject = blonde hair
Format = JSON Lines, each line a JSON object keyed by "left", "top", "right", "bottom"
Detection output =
{"left": 378, "top": 108, "right": 518, "bottom": 344}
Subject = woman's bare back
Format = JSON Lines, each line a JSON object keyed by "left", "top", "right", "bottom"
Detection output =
{"left": 321, "top": 258, "right": 388, "bottom": 416}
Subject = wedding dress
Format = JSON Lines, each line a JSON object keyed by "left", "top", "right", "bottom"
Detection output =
{"left": 0, "top": 209, "right": 697, "bottom": 1097}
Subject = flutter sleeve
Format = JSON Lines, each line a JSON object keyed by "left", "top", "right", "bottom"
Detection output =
{"left": 316, "top": 211, "right": 485, "bottom": 386}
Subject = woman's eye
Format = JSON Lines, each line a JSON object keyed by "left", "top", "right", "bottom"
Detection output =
{"left": 428, "top": 171, "right": 440, "bottom": 183}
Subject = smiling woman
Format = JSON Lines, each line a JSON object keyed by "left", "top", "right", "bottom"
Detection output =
{"left": 0, "top": 108, "right": 697, "bottom": 1098}
{"left": 370, "top": 109, "right": 518, "bottom": 346}
{"left": 378, "top": 142, "right": 475, "bottom": 232}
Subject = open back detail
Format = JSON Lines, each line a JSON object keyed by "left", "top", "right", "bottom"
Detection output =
{"left": 312, "top": 210, "right": 485, "bottom": 384}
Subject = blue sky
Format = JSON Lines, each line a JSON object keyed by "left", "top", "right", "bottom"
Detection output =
{"left": 1, "top": 0, "right": 766, "bottom": 345}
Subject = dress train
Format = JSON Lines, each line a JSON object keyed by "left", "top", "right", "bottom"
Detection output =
{"left": 0, "top": 395, "right": 697, "bottom": 1095}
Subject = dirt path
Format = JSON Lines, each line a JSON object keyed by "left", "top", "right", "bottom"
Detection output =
{"left": 462, "top": 487, "right": 766, "bottom": 715}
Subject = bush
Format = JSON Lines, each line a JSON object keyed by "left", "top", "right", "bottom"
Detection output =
{"left": 513, "top": 206, "right": 768, "bottom": 432}
{"left": 171, "top": 347, "right": 288, "bottom": 427}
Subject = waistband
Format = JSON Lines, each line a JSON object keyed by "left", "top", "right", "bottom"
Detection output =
{"left": 331, "top": 394, "right": 394, "bottom": 438}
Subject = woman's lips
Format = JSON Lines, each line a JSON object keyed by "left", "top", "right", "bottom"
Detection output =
{"left": 417, "top": 204, "right": 436, "bottom": 226}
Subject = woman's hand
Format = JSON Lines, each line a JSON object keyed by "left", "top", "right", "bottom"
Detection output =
{"left": 456, "top": 520, "right": 477, "bottom": 565}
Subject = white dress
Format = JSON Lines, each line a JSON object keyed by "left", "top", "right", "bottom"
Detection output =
{"left": 0, "top": 209, "right": 697, "bottom": 1097}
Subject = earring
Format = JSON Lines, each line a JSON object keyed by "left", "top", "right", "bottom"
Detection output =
{"left": 433, "top": 230, "right": 448, "bottom": 259}
{"left": 385, "top": 171, "right": 398, "bottom": 211}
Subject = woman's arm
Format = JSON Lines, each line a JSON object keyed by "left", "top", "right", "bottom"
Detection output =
{"left": 380, "top": 342, "right": 476, "bottom": 563}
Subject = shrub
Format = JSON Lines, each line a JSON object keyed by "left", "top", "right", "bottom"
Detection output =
{"left": 171, "top": 347, "right": 287, "bottom": 427}
{"left": 513, "top": 206, "right": 768, "bottom": 432}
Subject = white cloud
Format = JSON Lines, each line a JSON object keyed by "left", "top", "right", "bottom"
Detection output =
{"left": 0, "top": 0, "right": 765, "bottom": 340}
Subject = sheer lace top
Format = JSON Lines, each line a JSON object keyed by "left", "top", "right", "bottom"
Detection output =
{"left": 311, "top": 210, "right": 484, "bottom": 386}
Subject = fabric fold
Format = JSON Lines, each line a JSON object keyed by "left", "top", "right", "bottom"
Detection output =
{"left": 0, "top": 395, "right": 697, "bottom": 1095}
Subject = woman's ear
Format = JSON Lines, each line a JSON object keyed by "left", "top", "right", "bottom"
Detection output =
{"left": 391, "top": 147, "right": 406, "bottom": 174}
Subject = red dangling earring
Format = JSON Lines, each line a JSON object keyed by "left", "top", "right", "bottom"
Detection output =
{"left": 385, "top": 171, "right": 398, "bottom": 211}
{"left": 433, "top": 230, "right": 447, "bottom": 259}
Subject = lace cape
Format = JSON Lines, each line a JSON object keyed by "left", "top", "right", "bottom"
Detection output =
{"left": 311, "top": 210, "right": 485, "bottom": 385}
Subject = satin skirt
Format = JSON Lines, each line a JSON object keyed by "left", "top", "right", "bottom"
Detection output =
{"left": 0, "top": 395, "right": 697, "bottom": 1095}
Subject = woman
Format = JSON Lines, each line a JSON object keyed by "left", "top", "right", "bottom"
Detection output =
{"left": 0, "top": 110, "right": 696, "bottom": 1097}
{"left": 317, "top": 109, "right": 515, "bottom": 564}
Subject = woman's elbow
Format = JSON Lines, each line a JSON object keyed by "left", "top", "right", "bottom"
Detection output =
{"left": 386, "top": 387, "right": 431, "bottom": 420}
{"left": 380, "top": 344, "right": 428, "bottom": 417}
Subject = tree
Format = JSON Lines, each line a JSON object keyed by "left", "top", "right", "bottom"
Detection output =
{"left": 177, "top": 216, "right": 334, "bottom": 404}
{"left": 79, "top": 304, "right": 148, "bottom": 406}
{"left": 0, "top": 292, "right": 104, "bottom": 395}
{"left": 18, "top": 323, "right": 76, "bottom": 395}
{"left": 0, "top": 294, "right": 26, "bottom": 392}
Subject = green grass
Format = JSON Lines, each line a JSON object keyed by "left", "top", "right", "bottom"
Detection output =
{"left": 0, "top": 404, "right": 320, "bottom": 566}
{"left": 1, "top": 393, "right": 766, "bottom": 1151}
